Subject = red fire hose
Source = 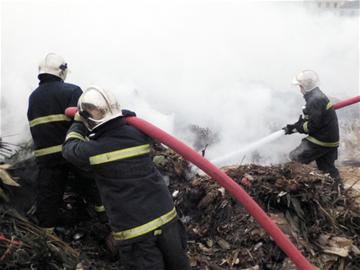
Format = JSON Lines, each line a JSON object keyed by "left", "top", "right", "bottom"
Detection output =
{"left": 64, "top": 95, "right": 359, "bottom": 270}
{"left": 333, "top": 95, "right": 360, "bottom": 110}
{"left": 124, "top": 116, "right": 314, "bottom": 269}
{"left": 65, "top": 106, "right": 314, "bottom": 269}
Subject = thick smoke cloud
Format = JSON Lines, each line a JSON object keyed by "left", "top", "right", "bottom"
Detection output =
{"left": 1, "top": 0, "right": 359, "bottom": 165}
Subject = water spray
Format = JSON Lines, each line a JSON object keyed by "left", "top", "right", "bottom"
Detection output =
{"left": 210, "top": 95, "right": 360, "bottom": 166}
{"left": 210, "top": 129, "right": 285, "bottom": 167}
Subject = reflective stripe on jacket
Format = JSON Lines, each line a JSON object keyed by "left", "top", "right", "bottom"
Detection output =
{"left": 27, "top": 75, "right": 82, "bottom": 165}
{"left": 296, "top": 88, "right": 339, "bottom": 148}
{"left": 62, "top": 118, "right": 176, "bottom": 242}
{"left": 29, "top": 114, "right": 71, "bottom": 127}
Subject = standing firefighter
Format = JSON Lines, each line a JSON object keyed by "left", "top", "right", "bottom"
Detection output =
{"left": 27, "top": 53, "right": 104, "bottom": 232}
{"left": 283, "top": 70, "right": 341, "bottom": 183}
{"left": 62, "top": 86, "right": 191, "bottom": 270}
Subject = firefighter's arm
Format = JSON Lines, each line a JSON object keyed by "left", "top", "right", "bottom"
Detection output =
{"left": 62, "top": 122, "right": 92, "bottom": 167}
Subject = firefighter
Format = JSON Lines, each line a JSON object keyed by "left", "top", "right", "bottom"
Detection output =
{"left": 27, "top": 53, "right": 105, "bottom": 232}
{"left": 62, "top": 86, "right": 191, "bottom": 270}
{"left": 283, "top": 70, "right": 341, "bottom": 183}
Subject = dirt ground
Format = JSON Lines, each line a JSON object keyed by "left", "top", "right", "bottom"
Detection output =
{"left": 340, "top": 167, "right": 360, "bottom": 191}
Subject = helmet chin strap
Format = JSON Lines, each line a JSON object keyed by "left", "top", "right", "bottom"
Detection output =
{"left": 79, "top": 110, "right": 91, "bottom": 120}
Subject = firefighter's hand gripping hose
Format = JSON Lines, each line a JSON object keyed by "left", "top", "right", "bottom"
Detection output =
{"left": 64, "top": 106, "right": 314, "bottom": 269}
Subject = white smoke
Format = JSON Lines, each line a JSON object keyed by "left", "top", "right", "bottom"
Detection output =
{"left": 1, "top": 0, "right": 359, "bottom": 165}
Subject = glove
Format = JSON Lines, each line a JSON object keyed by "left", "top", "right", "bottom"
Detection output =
{"left": 283, "top": 124, "right": 295, "bottom": 135}
{"left": 121, "top": 109, "right": 136, "bottom": 117}
{"left": 283, "top": 115, "right": 304, "bottom": 135}
{"left": 79, "top": 110, "right": 91, "bottom": 120}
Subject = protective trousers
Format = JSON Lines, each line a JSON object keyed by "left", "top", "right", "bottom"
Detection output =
{"left": 289, "top": 139, "right": 340, "bottom": 180}
{"left": 35, "top": 163, "right": 103, "bottom": 228}
{"left": 117, "top": 220, "right": 191, "bottom": 270}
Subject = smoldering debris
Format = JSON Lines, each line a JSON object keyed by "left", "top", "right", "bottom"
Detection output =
{"left": 0, "top": 164, "right": 119, "bottom": 270}
{"left": 177, "top": 162, "right": 360, "bottom": 269}
{"left": 0, "top": 167, "right": 79, "bottom": 270}
{"left": 157, "top": 148, "right": 360, "bottom": 269}
{"left": 0, "top": 206, "right": 80, "bottom": 270}
{"left": 1, "top": 148, "right": 360, "bottom": 269}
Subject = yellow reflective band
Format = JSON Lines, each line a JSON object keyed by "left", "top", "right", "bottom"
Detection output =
{"left": 112, "top": 207, "right": 177, "bottom": 241}
{"left": 43, "top": 227, "right": 55, "bottom": 234}
{"left": 74, "top": 113, "right": 82, "bottom": 122}
{"left": 154, "top": 229, "right": 162, "bottom": 236}
{"left": 303, "top": 121, "right": 309, "bottom": 133}
{"left": 94, "top": 205, "right": 106, "bottom": 213}
{"left": 66, "top": 131, "right": 85, "bottom": 141}
{"left": 89, "top": 144, "right": 151, "bottom": 165}
{"left": 306, "top": 136, "right": 339, "bottom": 147}
{"left": 326, "top": 102, "right": 333, "bottom": 110}
{"left": 29, "top": 114, "right": 71, "bottom": 127}
{"left": 34, "top": 145, "right": 62, "bottom": 157}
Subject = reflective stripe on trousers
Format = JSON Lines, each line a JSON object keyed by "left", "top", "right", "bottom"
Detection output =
{"left": 112, "top": 207, "right": 177, "bottom": 241}
{"left": 94, "top": 205, "right": 106, "bottom": 213}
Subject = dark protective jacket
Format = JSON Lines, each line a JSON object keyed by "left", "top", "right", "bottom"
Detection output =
{"left": 295, "top": 87, "right": 339, "bottom": 147}
{"left": 27, "top": 75, "right": 82, "bottom": 166}
{"left": 62, "top": 118, "right": 176, "bottom": 243}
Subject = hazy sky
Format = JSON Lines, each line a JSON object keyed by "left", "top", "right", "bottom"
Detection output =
{"left": 1, "top": 0, "right": 359, "bottom": 164}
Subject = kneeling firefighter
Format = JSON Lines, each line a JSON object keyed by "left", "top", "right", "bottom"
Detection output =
{"left": 62, "top": 86, "right": 191, "bottom": 270}
{"left": 283, "top": 70, "right": 341, "bottom": 183}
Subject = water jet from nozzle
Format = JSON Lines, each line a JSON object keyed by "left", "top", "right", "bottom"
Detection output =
{"left": 210, "top": 129, "right": 285, "bottom": 167}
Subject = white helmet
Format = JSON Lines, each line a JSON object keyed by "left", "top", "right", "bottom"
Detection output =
{"left": 78, "top": 86, "right": 122, "bottom": 131}
{"left": 292, "top": 70, "right": 319, "bottom": 92}
{"left": 38, "top": 53, "right": 68, "bottom": 80}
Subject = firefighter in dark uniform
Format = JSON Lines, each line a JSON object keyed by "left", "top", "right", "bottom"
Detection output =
{"left": 62, "top": 86, "right": 191, "bottom": 270}
{"left": 284, "top": 70, "right": 340, "bottom": 183}
{"left": 27, "top": 53, "right": 105, "bottom": 232}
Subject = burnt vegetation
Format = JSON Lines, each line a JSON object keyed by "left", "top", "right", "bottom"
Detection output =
{"left": 0, "top": 143, "right": 359, "bottom": 269}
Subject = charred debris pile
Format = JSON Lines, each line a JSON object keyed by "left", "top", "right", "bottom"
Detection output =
{"left": 0, "top": 206, "right": 80, "bottom": 270}
{"left": 0, "top": 162, "right": 80, "bottom": 270}
{"left": 0, "top": 146, "right": 359, "bottom": 270}
{"left": 156, "top": 148, "right": 360, "bottom": 270}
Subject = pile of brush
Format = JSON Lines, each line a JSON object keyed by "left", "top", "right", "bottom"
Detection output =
{"left": 0, "top": 206, "right": 80, "bottom": 270}
{"left": 1, "top": 144, "right": 360, "bottom": 270}
{"left": 0, "top": 163, "right": 80, "bottom": 270}
{"left": 165, "top": 158, "right": 360, "bottom": 269}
